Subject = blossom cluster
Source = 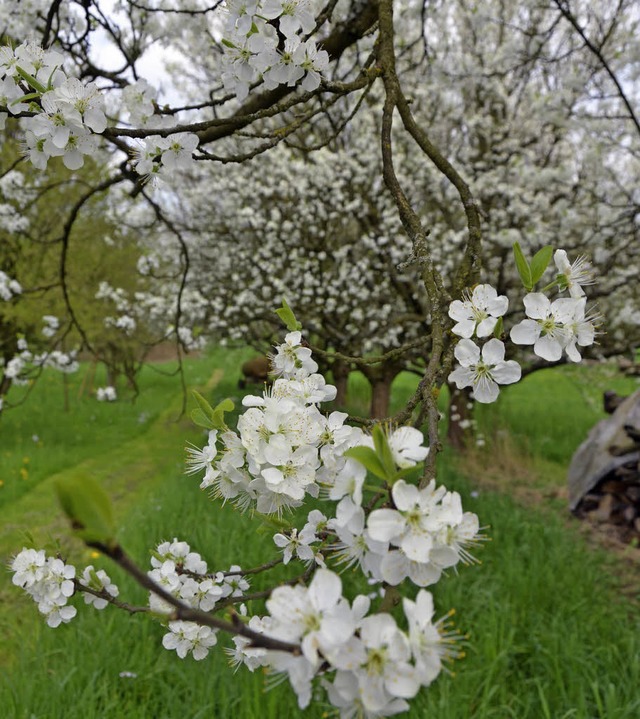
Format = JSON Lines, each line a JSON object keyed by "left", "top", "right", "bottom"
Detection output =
{"left": 188, "top": 330, "right": 368, "bottom": 514}
{"left": 171, "top": 329, "right": 479, "bottom": 712}
{"left": 0, "top": 42, "right": 200, "bottom": 181}
{"left": 148, "top": 539, "right": 250, "bottom": 660}
{"left": 0, "top": 43, "right": 105, "bottom": 169}
{"left": 10, "top": 326, "right": 482, "bottom": 716}
{"left": 96, "top": 386, "right": 117, "bottom": 402}
{"left": 95, "top": 280, "right": 204, "bottom": 350}
{"left": 169, "top": 140, "right": 422, "bottom": 358}
{"left": 41, "top": 315, "right": 59, "bottom": 339}
{"left": 228, "top": 568, "right": 456, "bottom": 714}
{"left": 447, "top": 248, "right": 599, "bottom": 403}
{"left": 131, "top": 131, "right": 200, "bottom": 186}
{"left": 0, "top": 269, "right": 22, "bottom": 301}
{"left": 221, "top": 0, "right": 329, "bottom": 101}
{"left": 1, "top": 336, "right": 78, "bottom": 388}
{"left": 10, "top": 549, "right": 118, "bottom": 628}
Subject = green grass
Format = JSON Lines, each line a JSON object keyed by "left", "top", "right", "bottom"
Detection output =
{"left": 0, "top": 354, "right": 218, "bottom": 508}
{"left": 474, "top": 362, "right": 639, "bottom": 465}
{"left": 1, "top": 357, "right": 639, "bottom": 718}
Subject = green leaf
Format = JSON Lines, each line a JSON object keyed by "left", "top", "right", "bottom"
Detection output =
{"left": 343, "top": 446, "right": 388, "bottom": 481}
{"left": 15, "top": 65, "right": 47, "bottom": 94}
{"left": 513, "top": 242, "right": 532, "bottom": 290}
{"left": 372, "top": 425, "right": 397, "bottom": 481}
{"left": 190, "top": 408, "right": 214, "bottom": 429}
{"left": 274, "top": 298, "right": 302, "bottom": 331}
{"left": 211, "top": 398, "right": 235, "bottom": 429}
{"left": 55, "top": 475, "right": 117, "bottom": 548}
{"left": 530, "top": 246, "right": 553, "bottom": 286}
{"left": 191, "top": 392, "right": 234, "bottom": 429}
{"left": 257, "top": 516, "right": 290, "bottom": 534}
{"left": 10, "top": 92, "right": 40, "bottom": 106}
{"left": 493, "top": 316, "right": 504, "bottom": 339}
{"left": 192, "top": 389, "right": 215, "bottom": 419}
{"left": 395, "top": 466, "right": 419, "bottom": 480}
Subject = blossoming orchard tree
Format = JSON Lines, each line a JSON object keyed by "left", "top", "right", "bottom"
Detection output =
{"left": 116, "top": 0, "right": 640, "bottom": 420}
{"left": 2, "top": 0, "right": 639, "bottom": 715}
{"left": 137, "top": 128, "right": 432, "bottom": 417}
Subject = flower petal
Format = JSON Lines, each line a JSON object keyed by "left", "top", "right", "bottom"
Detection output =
{"left": 510, "top": 319, "right": 539, "bottom": 345}
{"left": 454, "top": 338, "right": 480, "bottom": 366}
{"left": 367, "top": 509, "right": 405, "bottom": 542}
{"left": 391, "top": 479, "right": 419, "bottom": 511}
{"left": 554, "top": 249, "right": 570, "bottom": 273}
{"left": 551, "top": 297, "right": 580, "bottom": 323}
{"left": 523, "top": 293, "right": 550, "bottom": 320}
{"left": 491, "top": 360, "right": 521, "bottom": 385}
{"left": 481, "top": 338, "right": 505, "bottom": 364}
{"left": 534, "top": 335, "right": 563, "bottom": 361}
{"left": 472, "top": 376, "right": 500, "bottom": 403}
{"left": 452, "top": 319, "right": 476, "bottom": 338}
{"left": 472, "top": 284, "right": 497, "bottom": 307}
{"left": 448, "top": 366, "right": 475, "bottom": 389}
{"left": 476, "top": 316, "right": 498, "bottom": 338}
{"left": 487, "top": 295, "right": 509, "bottom": 317}
{"left": 448, "top": 300, "right": 471, "bottom": 322}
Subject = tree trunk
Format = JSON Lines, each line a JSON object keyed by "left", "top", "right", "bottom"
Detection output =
{"left": 0, "top": 375, "right": 11, "bottom": 411}
{"left": 361, "top": 363, "right": 402, "bottom": 419}
{"left": 0, "top": 374, "right": 11, "bottom": 397}
{"left": 370, "top": 377, "right": 393, "bottom": 419}
{"left": 331, "top": 360, "right": 350, "bottom": 408}
{"left": 447, "top": 385, "right": 473, "bottom": 450}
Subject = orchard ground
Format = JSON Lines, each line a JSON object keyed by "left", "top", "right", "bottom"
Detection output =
{"left": 1, "top": 349, "right": 639, "bottom": 718}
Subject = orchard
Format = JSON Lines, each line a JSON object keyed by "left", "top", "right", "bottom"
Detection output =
{"left": 1, "top": 1, "right": 639, "bottom": 717}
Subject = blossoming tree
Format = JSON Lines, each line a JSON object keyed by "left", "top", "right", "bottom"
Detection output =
{"left": 93, "top": 0, "right": 640, "bottom": 420}
{"left": 2, "top": 0, "right": 637, "bottom": 715}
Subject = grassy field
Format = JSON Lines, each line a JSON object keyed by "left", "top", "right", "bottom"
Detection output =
{"left": 1, "top": 354, "right": 639, "bottom": 718}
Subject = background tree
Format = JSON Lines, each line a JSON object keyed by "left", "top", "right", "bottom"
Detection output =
{"left": 2, "top": 0, "right": 637, "bottom": 410}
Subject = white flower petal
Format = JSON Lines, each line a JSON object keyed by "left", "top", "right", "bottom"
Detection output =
{"left": 452, "top": 319, "right": 476, "bottom": 338}
{"left": 476, "top": 316, "right": 498, "bottom": 338}
{"left": 400, "top": 532, "right": 432, "bottom": 563}
{"left": 472, "top": 376, "right": 500, "bottom": 403}
{"left": 522, "top": 293, "right": 550, "bottom": 320}
{"left": 510, "top": 319, "right": 540, "bottom": 345}
{"left": 491, "top": 360, "right": 521, "bottom": 385}
{"left": 454, "top": 338, "right": 480, "bottom": 366}
{"left": 448, "top": 366, "right": 475, "bottom": 389}
{"left": 481, "top": 338, "right": 505, "bottom": 364}
{"left": 472, "top": 284, "right": 497, "bottom": 306}
{"left": 534, "top": 335, "right": 563, "bottom": 362}
{"left": 367, "top": 509, "right": 405, "bottom": 542}
{"left": 391, "top": 479, "right": 419, "bottom": 511}
{"left": 448, "top": 300, "right": 471, "bottom": 322}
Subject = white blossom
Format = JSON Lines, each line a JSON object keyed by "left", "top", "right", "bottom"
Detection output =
{"left": 448, "top": 284, "right": 509, "bottom": 339}
{"left": 510, "top": 293, "right": 582, "bottom": 361}
{"left": 448, "top": 338, "right": 521, "bottom": 403}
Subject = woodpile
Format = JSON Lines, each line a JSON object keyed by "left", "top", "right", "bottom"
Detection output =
{"left": 238, "top": 356, "right": 272, "bottom": 389}
{"left": 568, "top": 389, "right": 640, "bottom": 544}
